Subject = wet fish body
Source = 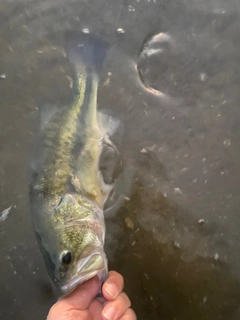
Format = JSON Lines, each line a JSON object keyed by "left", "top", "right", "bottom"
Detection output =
{"left": 30, "top": 32, "right": 119, "bottom": 295}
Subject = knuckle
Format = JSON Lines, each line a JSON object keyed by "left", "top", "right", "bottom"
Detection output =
{"left": 120, "top": 292, "right": 131, "bottom": 308}
{"left": 47, "top": 303, "right": 60, "bottom": 317}
{"left": 121, "top": 308, "right": 137, "bottom": 320}
{"left": 118, "top": 273, "right": 125, "bottom": 289}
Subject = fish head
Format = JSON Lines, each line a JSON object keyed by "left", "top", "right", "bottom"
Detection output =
{"left": 40, "top": 194, "right": 108, "bottom": 296}
{"left": 56, "top": 226, "right": 107, "bottom": 296}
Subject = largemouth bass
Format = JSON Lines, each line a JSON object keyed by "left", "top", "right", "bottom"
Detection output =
{"left": 29, "top": 32, "right": 120, "bottom": 295}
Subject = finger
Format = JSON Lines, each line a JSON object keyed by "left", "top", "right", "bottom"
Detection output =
{"left": 57, "top": 276, "right": 99, "bottom": 310}
{"left": 47, "top": 277, "right": 100, "bottom": 319}
{"left": 102, "top": 270, "right": 124, "bottom": 300}
{"left": 102, "top": 292, "right": 131, "bottom": 320}
{"left": 120, "top": 308, "right": 137, "bottom": 320}
{"left": 47, "top": 307, "right": 86, "bottom": 320}
{"left": 88, "top": 299, "right": 103, "bottom": 320}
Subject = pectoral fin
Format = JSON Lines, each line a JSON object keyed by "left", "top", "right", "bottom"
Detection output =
{"left": 97, "top": 111, "right": 120, "bottom": 138}
{"left": 99, "top": 142, "right": 122, "bottom": 185}
{"left": 97, "top": 111, "right": 123, "bottom": 185}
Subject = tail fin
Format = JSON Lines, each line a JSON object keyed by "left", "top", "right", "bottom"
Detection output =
{"left": 65, "top": 31, "right": 108, "bottom": 76}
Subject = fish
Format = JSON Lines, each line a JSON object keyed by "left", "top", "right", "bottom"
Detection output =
{"left": 29, "top": 32, "right": 120, "bottom": 296}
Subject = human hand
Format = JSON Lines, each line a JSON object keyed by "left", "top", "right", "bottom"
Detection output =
{"left": 47, "top": 271, "right": 136, "bottom": 320}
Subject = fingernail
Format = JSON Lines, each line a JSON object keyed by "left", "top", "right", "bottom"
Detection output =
{"left": 104, "top": 283, "right": 118, "bottom": 299}
{"left": 102, "top": 306, "right": 116, "bottom": 320}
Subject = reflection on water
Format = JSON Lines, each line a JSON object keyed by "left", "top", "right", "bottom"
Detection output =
{"left": 1, "top": 0, "right": 240, "bottom": 319}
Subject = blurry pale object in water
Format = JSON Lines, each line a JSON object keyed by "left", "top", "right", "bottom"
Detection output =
{"left": 0, "top": 206, "right": 11, "bottom": 222}
{"left": 137, "top": 32, "right": 172, "bottom": 95}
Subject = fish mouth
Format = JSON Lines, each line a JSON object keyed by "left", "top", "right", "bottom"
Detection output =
{"left": 61, "top": 251, "right": 107, "bottom": 296}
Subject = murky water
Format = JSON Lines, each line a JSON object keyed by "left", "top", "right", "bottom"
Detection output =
{"left": 1, "top": 0, "right": 240, "bottom": 319}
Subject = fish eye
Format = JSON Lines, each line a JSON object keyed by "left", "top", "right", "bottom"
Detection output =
{"left": 60, "top": 251, "right": 73, "bottom": 265}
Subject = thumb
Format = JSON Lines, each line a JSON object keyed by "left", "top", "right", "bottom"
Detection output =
{"left": 48, "top": 276, "right": 100, "bottom": 320}
{"left": 60, "top": 276, "right": 100, "bottom": 310}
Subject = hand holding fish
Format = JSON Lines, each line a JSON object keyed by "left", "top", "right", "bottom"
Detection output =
{"left": 47, "top": 271, "right": 136, "bottom": 320}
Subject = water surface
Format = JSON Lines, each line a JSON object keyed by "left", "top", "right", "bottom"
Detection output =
{"left": 1, "top": 0, "right": 240, "bottom": 319}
